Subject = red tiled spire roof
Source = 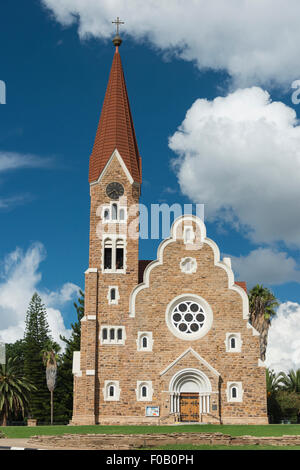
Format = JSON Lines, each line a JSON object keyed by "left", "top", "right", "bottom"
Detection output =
{"left": 89, "top": 46, "right": 142, "bottom": 184}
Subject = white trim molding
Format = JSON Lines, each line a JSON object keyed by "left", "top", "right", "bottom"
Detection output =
{"left": 129, "top": 215, "right": 249, "bottom": 320}
{"left": 85, "top": 268, "right": 98, "bottom": 274}
{"left": 136, "top": 332, "right": 154, "bottom": 352}
{"left": 136, "top": 381, "right": 153, "bottom": 402}
{"left": 103, "top": 380, "right": 121, "bottom": 401}
{"left": 90, "top": 149, "right": 135, "bottom": 186}
{"left": 87, "top": 315, "right": 96, "bottom": 321}
{"left": 107, "top": 286, "right": 120, "bottom": 305}
{"left": 72, "top": 351, "right": 81, "bottom": 377}
{"left": 180, "top": 257, "right": 197, "bottom": 274}
{"left": 101, "top": 234, "right": 127, "bottom": 274}
{"left": 247, "top": 322, "right": 260, "bottom": 336}
{"left": 101, "top": 200, "right": 128, "bottom": 224}
{"left": 160, "top": 347, "right": 220, "bottom": 378}
{"left": 100, "top": 325, "right": 126, "bottom": 345}
{"left": 226, "top": 382, "right": 244, "bottom": 403}
{"left": 225, "top": 333, "right": 242, "bottom": 352}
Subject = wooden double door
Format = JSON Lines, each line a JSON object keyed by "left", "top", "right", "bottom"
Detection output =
{"left": 180, "top": 393, "right": 199, "bottom": 422}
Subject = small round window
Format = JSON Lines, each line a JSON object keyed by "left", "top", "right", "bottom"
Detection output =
{"left": 166, "top": 295, "right": 213, "bottom": 340}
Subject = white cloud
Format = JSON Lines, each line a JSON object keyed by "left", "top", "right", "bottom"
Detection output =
{"left": 0, "top": 243, "right": 80, "bottom": 348}
{"left": 169, "top": 87, "right": 300, "bottom": 247}
{"left": 266, "top": 302, "right": 300, "bottom": 373}
{"left": 231, "top": 248, "right": 300, "bottom": 288}
{"left": 0, "top": 152, "right": 50, "bottom": 173}
{"left": 0, "top": 152, "right": 52, "bottom": 210}
{"left": 41, "top": 0, "right": 300, "bottom": 87}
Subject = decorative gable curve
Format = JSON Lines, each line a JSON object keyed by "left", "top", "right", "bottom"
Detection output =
{"left": 129, "top": 215, "right": 249, "bottom": 320}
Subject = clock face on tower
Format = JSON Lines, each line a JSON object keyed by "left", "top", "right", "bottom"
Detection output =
{"left": 106, "top": 182, "right": 124, "bottom": 200}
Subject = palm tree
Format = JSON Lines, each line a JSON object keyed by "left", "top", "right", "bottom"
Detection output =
{"left": 42, "top": 347, "right": 60, "bottom": 425}
{"left": 278, "top": 369, "right": 300, "bottom": 393}
{"left": 0, "top": 357, "right": 36, "bottom": 426}
{"left": 266, "top": 368, "right": 282, "bottom": 396}
{"left": 248, "top": 284, "right": 279, "bottom": 361}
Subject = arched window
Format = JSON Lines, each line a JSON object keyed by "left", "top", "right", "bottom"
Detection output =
{"left": 103, "top": 381, "right": 120, "bottom": 401}
{"left": 103, "top": 238, "right": 126, "bottom": 273}
{"left": 227, "top": 382, "right": 243, "bottom": 402}
{"left": 104, "top": 209, "right": 110, "bottom": 221}
{"left": 225, "top": 333, "right": 242, "bottom": 352}
{"left": 137, "top": 332, "right": 153, "bottom": 351}
{"left": 101, "top": 326, "right": 125, "bottom": 344}
{"left": 104, "top": 239, "right": 112, "bottom": 270}
{"left": 112, "top": 203, "right": 118, "bottom": 220}
{"left": 117, "top": 329, "right": 123, "bottom": 341}
{"left": 119, "top": 208, "right": 125, "bottom": 221}
{"left": 116, "top": 239, "right": 124, "bottom": 270}
{"left": 184, "top": 227, "right": 194, "bottom": 244}
{"left": 102, "top": 328, "right": 108, "bottom": 341}
{"left": 136, "top": 381, "right": 153, "bottom": 401}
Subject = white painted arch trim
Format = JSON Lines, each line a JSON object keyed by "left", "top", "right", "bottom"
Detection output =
{"left": 90, "top": 148, "right": 135, "bottom": 186}
{"left": 129, "top": 215, "right": 249, "bottom": 320}
{"left": 160, "top": 347, "right": 220, "bottom": 378}
{"left": 169, "top": 368, "right": 212, "bottom": 394}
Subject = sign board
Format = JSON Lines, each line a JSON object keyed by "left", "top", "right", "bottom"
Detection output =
{"left": 0, "top": 342, "right": 5, "bottom": 365}
{"left": 145, "top": 406, "right": 160, "bottom": 417}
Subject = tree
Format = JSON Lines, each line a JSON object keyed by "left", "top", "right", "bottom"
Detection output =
{"left": 42, "top": 347, "right": 60, "bottom": 425}
{"left": 275, "top": 390, "right": 300, "bottom": 423}
{"left": 6, "top": 340, "right": 26, "bottom": 375}
{"left": 278, "top": 369, "right": 300, "bottom": 393}
{"left": 54, "top": 290, "right": 84, "bottom": 422}
{"left": 248, "top": 285, "right": 279, "bottom": 361}
{"left": 23, "top": 292, "right": 53, "bottom": 422}
{"left": 0, "top": 357, "right": 36, "bottom": 426}
{"left": 266, "top": 368, "right": 282, "bottom": 395}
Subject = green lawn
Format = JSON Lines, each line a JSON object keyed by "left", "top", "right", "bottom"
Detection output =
{"left": 1, "top": 424, "right": 300, "bottom": 439}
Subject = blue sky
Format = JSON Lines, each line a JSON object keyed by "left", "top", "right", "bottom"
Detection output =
{"left": 1, "top": 1, "right": 300, "bottom": 372}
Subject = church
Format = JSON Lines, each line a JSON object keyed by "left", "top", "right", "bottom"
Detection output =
{"left": 71, "top": 27, "right": 268, "bottom": 426}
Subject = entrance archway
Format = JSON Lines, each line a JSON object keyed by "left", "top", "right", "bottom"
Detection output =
{"left": 169, "top": 369, "right": 212, "bottom": 421}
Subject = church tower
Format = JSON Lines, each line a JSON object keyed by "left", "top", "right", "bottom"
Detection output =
{"left": 72, "top": 27, "right": 142, "bottom": 425}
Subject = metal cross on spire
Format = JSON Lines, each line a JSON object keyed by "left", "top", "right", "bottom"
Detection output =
{"left": 112, "top": 17, "right": 125, "bottom": 36}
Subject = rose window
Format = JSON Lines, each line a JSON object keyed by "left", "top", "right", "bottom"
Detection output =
{"left": 171, "top": 300, "right": 205, "bottom": 335}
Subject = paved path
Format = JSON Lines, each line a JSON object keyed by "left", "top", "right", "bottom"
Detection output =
{"left": 0, "top": 438, "right": 40, "bottom": 449}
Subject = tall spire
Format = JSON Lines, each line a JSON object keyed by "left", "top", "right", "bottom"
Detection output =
{"left": 89, "top": 22, "right": 142, "bottom": 184}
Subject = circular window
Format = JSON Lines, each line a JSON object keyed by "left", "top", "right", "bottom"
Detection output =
{"left": 171, "top": 300, "right": 205, "bottom": 335}
{"left": 166, "top": 295, "right": 213, "bottom": 340}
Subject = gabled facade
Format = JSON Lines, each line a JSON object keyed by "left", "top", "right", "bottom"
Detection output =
{"left": 71, "top": 39, "right": 268, "bottom": 426}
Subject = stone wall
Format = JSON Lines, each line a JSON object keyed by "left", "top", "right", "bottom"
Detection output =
{"left": 29, "top": 432, "right": 300, "bottom": 450}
